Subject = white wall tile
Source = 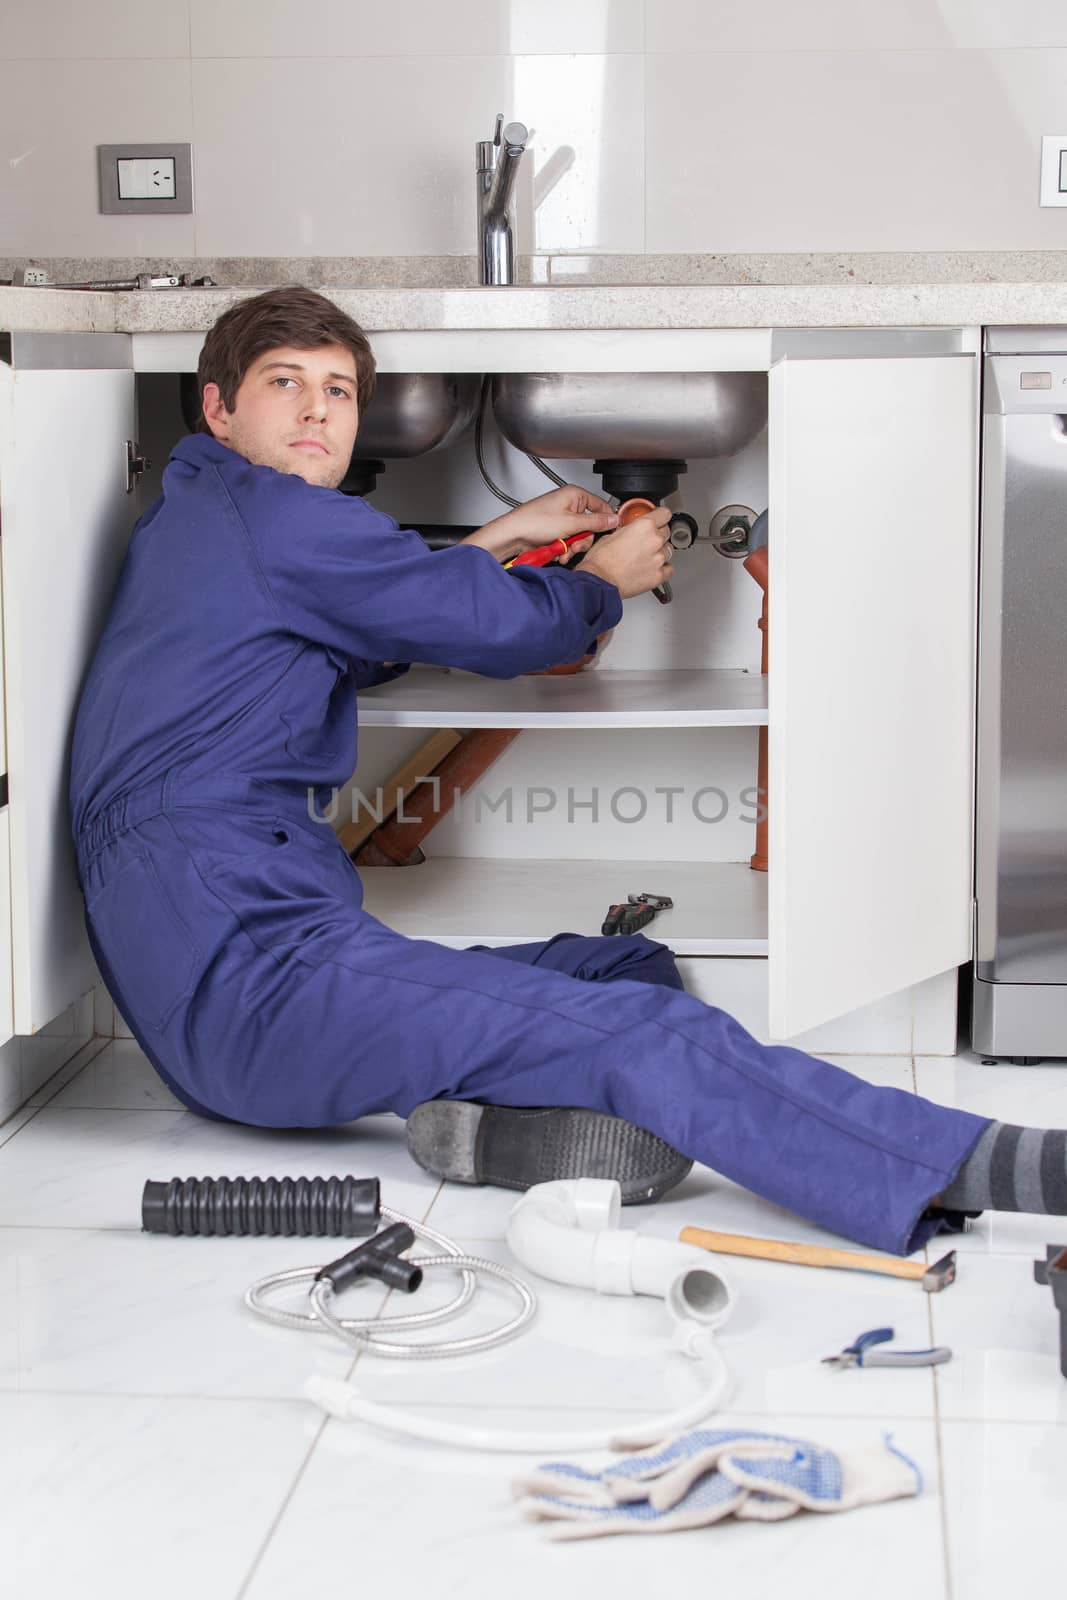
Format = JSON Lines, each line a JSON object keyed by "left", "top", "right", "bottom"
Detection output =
{"left": 20, "top": 1032, "right": 79, "bottom": 1104}
{"left": 677, "top": 956, "right": 917, "bottom": 1052}
{"left": 514, "top": 54, "right": 644, "bottom": 252}
{"left": 911, "top": 967, "right": 959, "bottom": 1054}
{"left": 648, "top": 0, "right": 1067, "bottom": 54}
{"left": 0, "top": 1038, "right": 23, "bottom": 1127}
{"left": 1, "top": 0, "right": 190, "bottom": 60}
{"left": 192, "top": 55, "right": 642, "bottom": 255}
{"left": 191, "top": 0, "right": 644, "bottom": 58}
{"left": 9, "top": 7, "right": 1067, "bottom": 255}
{"left": 75, "top": 990, "right": 94, "bottom": 1038}
{"left": 0, "top": 59, "right": 195, "bottom": 256}
{"left": 646, "top": 48, "right": 1067, "bottom": 252}
{"left": 92, "top": 983, "right": 115, "bottom": 1038}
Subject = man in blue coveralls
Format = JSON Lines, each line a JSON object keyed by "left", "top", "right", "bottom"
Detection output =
{"left": 70, "top": 288, "right": 1067, "bottom": 1256}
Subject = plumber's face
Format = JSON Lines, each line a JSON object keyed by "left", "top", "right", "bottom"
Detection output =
{"left": 201, "top": 343, "right": 359, "bottom": 488}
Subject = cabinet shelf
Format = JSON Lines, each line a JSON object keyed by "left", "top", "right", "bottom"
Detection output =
{"left": 357, "top": 857, "right": 768, "bottom": 955}
{"left": 357, "top": 667, "right": 766, "bottom": 729}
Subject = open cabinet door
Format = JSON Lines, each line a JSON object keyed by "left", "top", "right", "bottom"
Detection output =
{"left": 767, "top": 354, "right": 977, "bottom": 1039}
{"left": 0, "top": 357, "right": 136, "bottom": 1033}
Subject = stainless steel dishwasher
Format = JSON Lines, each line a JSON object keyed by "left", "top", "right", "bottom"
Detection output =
{"left": 973, "top": 327, "right": 1067, "bottom": 1063}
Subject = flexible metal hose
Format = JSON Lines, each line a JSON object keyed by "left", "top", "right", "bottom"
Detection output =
{"left": 474, "top": 376, "right": 521, "bottom": 508}
{"left": 245, "top": 1204, "right": 534, "bottom": 1356}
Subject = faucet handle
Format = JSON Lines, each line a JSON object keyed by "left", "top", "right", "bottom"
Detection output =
{"left": 490, "top": 113, "right": 528, "bottom": 151}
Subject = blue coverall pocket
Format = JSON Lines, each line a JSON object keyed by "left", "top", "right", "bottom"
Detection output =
{"left": 194, "top": 814, "right": 299, "bottom": 879}
{"left": 85, "top": 851, "right": 201, "bottom": 1033}
{"left": 194, "top": 813, "right": 361, "bottom": 954}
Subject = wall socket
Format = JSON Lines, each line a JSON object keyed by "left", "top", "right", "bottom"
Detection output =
{"left": 1039, "top": 135, "right": 1067, "bottom": 207}
{"left": 97, "top": 143, "right": 193, "bottom": 215}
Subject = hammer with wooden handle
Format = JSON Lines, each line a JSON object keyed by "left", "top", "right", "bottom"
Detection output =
{"left": 679, "top": 1226, "right": 957, "bottom": 1293}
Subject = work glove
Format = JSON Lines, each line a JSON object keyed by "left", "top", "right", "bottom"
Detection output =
{"left": 512, "top": 1427, "right": 921, "bottom": 1539}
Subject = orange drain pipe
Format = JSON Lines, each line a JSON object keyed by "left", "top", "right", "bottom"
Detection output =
{"left": 355, "top": 728, "right": 521, "bottom": 866}
{"left": 744, "top": 543, "right": 769, "bottom": 873}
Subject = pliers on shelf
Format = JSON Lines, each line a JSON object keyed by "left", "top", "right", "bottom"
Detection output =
{"left": 821, "top": 1326, "right": 953, "bottom": 1369}
{"left": 601, "top": 892, "right": 674, "bottom": 937}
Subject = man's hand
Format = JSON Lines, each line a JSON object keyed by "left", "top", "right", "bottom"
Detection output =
{"left": 576, "top": 506, "right": 674, "bottom": 599}
{"left": 463, "top": 485, "right": 619, "bottom": 564}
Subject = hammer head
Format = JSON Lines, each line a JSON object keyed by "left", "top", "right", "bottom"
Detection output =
{"left": 921, "top": 1250, "right": 957, "bottom": 1293}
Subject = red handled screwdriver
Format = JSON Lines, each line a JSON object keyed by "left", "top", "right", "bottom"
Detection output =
{"left": 504, "top": 531, "right": 596, "bottom": 570}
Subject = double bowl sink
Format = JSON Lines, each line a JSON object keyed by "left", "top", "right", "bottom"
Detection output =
{"left": 352, "top": 372, "right": 768, "bottom": 465}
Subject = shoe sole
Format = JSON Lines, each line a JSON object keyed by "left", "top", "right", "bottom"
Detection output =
{"left": 405, "top": 1101, "right": 692, "bottom": 1205}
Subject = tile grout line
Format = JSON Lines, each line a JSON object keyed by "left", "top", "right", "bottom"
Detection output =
{"left": 926, "top": 1262, "right": 955, "bottom": 1600}
{"left": 223, "top": 1179, "right": 452, "bottom": 1600}
{"left": 30, "top": 1035, "right": 113, "bottom": 1106}
{"left": 918, "top": 1109, "right": 953, "bottom": 1600}
{"left": 0, "top": 1381, "right": 1057, "bottom": 1424}
{"left": 0, "top": 1037, "right": 113, "bottom": 1148}
{"left": 220, "top": 1418, "right": 332, "bottom": 1600}
{"left": 26, "top": 1102, "right": 186, "bottom": 1113}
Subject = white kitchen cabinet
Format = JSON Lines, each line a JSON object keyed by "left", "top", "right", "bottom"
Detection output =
{"left": 0, "top": 326, "right": 978, "bottom": 1045}
{"left": 0, "top": 346, "right": 137, "bottom": 1034}
{"left": 0, "top": 807, "right": 13, "bottom": 1047}
{"left": 356, "top": 350, "right": 979, "bottom": 1039}
{"left": 766, "top": 353, "right": 977, "bottom": 1035}
{"left": 0, "top": 554, "right": 10, "bottom": 1048}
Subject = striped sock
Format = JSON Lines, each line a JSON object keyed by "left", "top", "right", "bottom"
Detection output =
{"left": 940, "top": 1121, "right": 1067, "bottom": 1213}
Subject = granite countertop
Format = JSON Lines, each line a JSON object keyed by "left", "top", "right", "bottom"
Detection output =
{"left": 3, "top": 256, "right": 1067, "bottom": 334}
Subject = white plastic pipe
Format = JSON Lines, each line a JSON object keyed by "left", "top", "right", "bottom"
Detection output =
{"left": 506, "top": 1178, "right": 735, "bottom": 1333}
{"left": 306, "top": 1180, "right": 734, "bottom": 1453}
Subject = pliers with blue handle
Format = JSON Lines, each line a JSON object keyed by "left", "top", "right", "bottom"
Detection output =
{"left": 822, "top": 1326, "right": 953, "bottom": 1369}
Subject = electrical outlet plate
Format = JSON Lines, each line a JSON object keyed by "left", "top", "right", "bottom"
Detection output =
{"left": 97, "top": 143, "right": 192, "bottom": 214}
{"left": 1039, "top": 135, "right": 1067, "bottom": 207}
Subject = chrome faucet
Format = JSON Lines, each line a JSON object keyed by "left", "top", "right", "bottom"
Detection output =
{"left": 476, "top": 113, "right": 529, "bottom": 286}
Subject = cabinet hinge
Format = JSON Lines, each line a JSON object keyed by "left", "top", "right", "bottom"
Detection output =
{"left": 126, "top": 439, "right": 150, "bottom": 493}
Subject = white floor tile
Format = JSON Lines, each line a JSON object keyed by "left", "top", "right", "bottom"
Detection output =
{"left": 245, "top": 1411, "right": 944, "bottom": 1600}
{"left": 0, "top": 1104, "right": 36, "bottom": 1151}
{"left": 941, "top": 1420, "right": 1067, "bottom": 1600}
{"left": 25, "top": 1036, "right": 112, "bottom": 1107}
{"left": 6, "top": 1035, "right": 1066, "bottom": 1590}
{"left": 0, "top": 1224, "right": 385, "bottom": 1400}
{"left": 342, "top": 1234, "right": 939, "bottom": 1424}
{"left": 46, "top": 1037, "right": 184, "bottom": 1109}
{"left": 0, "top": 1391, "right": 320, "bottom": 1600}
{"left": 928, "top": 1250, "right": 1067, "bottom": 1425}
{"left": 915, "top": 1055, "right": 1067, "bottom": 1256}
{"left": 916, "top": 1052, "right": 1067, "bottom": 1126}
{"left": 0, "top": 1106, "right": 438, "bottom": 1230}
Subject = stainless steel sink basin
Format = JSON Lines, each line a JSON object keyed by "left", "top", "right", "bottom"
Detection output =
{"left": 491, "top": 372, "right": 767, "bottom": 460}
{"left": 352, "top": 373, "right": 480, "bottom": 459}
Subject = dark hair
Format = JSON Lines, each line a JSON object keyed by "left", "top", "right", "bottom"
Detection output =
{"left": 195, "top": 285, "right": 376, "bottom": 431}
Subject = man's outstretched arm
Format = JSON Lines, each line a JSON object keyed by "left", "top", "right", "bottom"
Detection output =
{"left": 231, "top": 466, "right": 637, "bottom": 678}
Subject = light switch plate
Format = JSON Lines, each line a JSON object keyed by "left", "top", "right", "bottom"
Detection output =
{"left": 98, "top": 143, "right": 192, "bottom": 214}
{"left": 1039, "top": 135, "right": 1067, "bottom": 207}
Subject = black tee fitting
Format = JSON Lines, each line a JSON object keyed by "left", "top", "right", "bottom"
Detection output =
{"left": 315, "top": 1222, "right": 423, "bottom": 1295}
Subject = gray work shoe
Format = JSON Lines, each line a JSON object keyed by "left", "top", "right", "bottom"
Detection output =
{"left": 405, "top": 1101, "right": 692, "bottom": 1205}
